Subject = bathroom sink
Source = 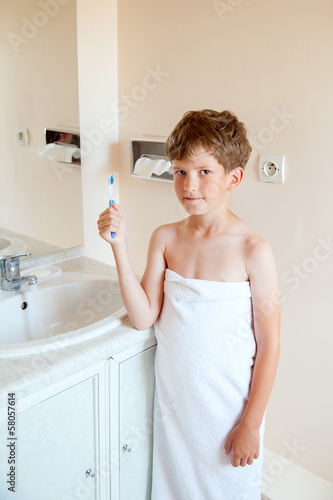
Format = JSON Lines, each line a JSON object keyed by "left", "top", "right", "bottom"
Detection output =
{"left": 0, "top": 238, "right": 11, "bottom": 250}
{"left": 0, "top": 271, "right": 127, "bottom": 357}
{"left": 0, "top": 235, "right": 27, "bottom": 255}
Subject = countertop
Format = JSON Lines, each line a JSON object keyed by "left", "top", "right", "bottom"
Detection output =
{"left": 0, "top": 256, "right": 155, "bottom": 409}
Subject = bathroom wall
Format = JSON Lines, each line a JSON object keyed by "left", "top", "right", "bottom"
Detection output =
{"left": 0, "top": 0, "right": 83, "bottom": 249}
{"left": 77, "top": 0, "right": 119, "bottom": 264}
{"left": 78, "top": 0, "right": 333, "bottom": 483}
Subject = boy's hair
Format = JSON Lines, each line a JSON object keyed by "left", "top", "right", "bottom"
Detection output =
{"left": 165, "top": 109, "right": 252, "bottom": 172}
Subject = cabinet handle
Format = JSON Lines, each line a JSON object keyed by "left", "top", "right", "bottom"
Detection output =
{"left": 122, "top": 444, "right": 132, "bottom": 452}
{"left": 85, "top": 468, "right": 96, "bottom": 477}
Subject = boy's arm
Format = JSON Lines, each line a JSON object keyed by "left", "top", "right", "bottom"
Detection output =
{"left": 225, "top": 240, "right": 281, "bottom": 467}
{"left": 97, "top": 204, "right": 166, "bottom": 330}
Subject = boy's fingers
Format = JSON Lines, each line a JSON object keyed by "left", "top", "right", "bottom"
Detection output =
{"left": 97, "top": 216, "right": 110, "bottom": 228}
{"left": 224, "top": 439, "right": 232, "bottom": 456}
{"left": 99, "top": 203, "right": 121, "bottom": 218}
{"left": 97, "top": 207, "right": 121, "bottom": 229}
{"left": 231, "top": 456, "right": 241, "bottom": 467}
{"left": 99, "top": 207, "right": 111, "bottom": 217}
{"left": 109, "top": 203, "right": 121, "bottom": 217}
{"left": 99, "top": 208, "right": 113, "bottom": 220}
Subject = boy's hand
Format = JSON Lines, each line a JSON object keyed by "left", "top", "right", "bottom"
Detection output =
{"left": 97, "top": 203, "right": 126, "bottom": 245}
{"left": 224, "top": 421, "right": 260, "bottom": 467}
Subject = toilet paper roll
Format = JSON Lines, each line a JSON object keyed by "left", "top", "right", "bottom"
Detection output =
{"left": 38, "top": 143, "right": 81, "bottom": 163}
{"left": 133, "top": 157, "right": 172, "bottom": 178}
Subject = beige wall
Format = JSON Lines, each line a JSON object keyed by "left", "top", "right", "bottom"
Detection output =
{"left": 79, "top": 0, "right": 333, "bottom": 483}
{"left": 0, "top": 0, "right": 82, "bottom": 249}
{"left": 77, "top": 0, "right": 119, "bottom": 265}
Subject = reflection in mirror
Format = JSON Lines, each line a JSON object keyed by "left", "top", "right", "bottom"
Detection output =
{"left": 0, "top": 0, "right": 83, "bottom": 259}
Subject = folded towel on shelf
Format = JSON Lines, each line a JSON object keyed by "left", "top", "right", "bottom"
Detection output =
{"left": 133, "top": 157, "right": 172, "bottom": 178}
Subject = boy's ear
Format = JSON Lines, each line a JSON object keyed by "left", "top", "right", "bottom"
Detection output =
{"left": 228, "top": 167, "right": 243, "bottom": 191}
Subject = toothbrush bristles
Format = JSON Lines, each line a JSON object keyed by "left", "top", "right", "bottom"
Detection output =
{"left": 108, "top": 174, "right": 114, "bottom": 185}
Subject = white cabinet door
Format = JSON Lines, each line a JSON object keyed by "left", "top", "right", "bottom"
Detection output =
{"left": 110, "top": 346, "right": 156, "bottom": 500}
{"left": 120, "top": 346, "right": 156, "bottom": 500}
{"left": 0, "top": 362, "right": 107, "bottom": 500}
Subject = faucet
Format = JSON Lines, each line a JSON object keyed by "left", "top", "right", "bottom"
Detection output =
{"left": 0, "top": 254, "right": 38, "bottom": 291}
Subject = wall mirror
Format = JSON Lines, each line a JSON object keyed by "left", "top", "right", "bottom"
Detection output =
{"left": 0, "top": 0, "right": 83, "bottom": 259}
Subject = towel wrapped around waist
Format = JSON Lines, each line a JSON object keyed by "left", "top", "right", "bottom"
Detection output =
{"left": 152, "top": 269, "right": 264, "bottom": 500}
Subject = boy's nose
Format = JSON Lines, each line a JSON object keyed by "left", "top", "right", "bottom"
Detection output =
{"left": 184, "top": 173, "right": 198, "bottom": 192}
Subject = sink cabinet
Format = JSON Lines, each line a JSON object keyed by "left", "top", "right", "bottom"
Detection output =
{"left": 0, "top": 342, "right": 156, "bottom": 500}
{"left": 110, "top": 346, "right": 156, "bottom": 499}
{"left": 0, "top": 360, "right": 108, "bottom": 500}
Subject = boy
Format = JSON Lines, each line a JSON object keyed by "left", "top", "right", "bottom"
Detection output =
{"left": 98, "top": 109, "right": 280, "bottom": 499}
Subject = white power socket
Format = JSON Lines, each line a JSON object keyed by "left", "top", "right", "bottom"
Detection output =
{"left": 259, "top": 155, "right": 285, "bottom": 183}
{"left": 16, "top": 127, "right": 29, "bottom": 147}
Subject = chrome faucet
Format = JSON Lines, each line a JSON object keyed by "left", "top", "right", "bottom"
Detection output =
{"left": 0, "top": 254, "right": 37, "bottom": 291}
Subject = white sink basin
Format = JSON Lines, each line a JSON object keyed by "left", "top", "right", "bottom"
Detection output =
{"left": 0, "top": 271, "right": 127, "bottom": 357}
{"left": 0, "top": 236, "right": 27, "bottom": 255}
{"left": 0, "top": 237, "right": 11, "bottom": 250}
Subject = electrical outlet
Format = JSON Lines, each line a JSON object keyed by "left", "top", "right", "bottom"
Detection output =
{"left": 16, "top": 127, "right": 29, "bottom": 147}
{"left": 259, "top": 155, "right": 285, "bottom": 183}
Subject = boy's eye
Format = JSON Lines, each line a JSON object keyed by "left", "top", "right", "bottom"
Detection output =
{"left": 201, "top": 169, "right": 211, "bottom": 175}
{"left": 174, "top": 170, "right": 186, "bottom": 176}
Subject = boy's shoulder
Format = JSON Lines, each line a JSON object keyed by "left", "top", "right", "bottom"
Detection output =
{"left": 151, "top": 220, "right": 184, "bottom": 239}
{"left": 231, "top": 215, "right": 274, "bottom": 262}
{"left": 234, "top": 219, "right": 277, "bottom": 282}
{"left": 149, "top": 221, "right": 182, "bottom": 250}
{"left": 235, "top": 220, "right": 279, "bottom": 292}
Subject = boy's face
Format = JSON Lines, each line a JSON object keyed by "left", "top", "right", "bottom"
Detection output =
{"left": 172, "top": 146, "right": 242, "bottom": 216}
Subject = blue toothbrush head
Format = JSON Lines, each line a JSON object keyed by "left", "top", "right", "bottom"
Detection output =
{"left": 108, "top": 174, "right": 114, "bottom": 185}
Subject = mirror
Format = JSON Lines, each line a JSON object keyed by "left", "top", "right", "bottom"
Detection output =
{"left": 0, "top": 0, "right": 83, "bottom": 259}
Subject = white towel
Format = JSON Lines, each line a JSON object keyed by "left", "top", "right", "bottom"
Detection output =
{"left": 38, "top": 143, "right": 80, "bottom": 162}
{"left": 152, "top": 269, "right": 265, "bottom": 500}
{"left": 133, "top": 157, "right": 172, "bottom": 178}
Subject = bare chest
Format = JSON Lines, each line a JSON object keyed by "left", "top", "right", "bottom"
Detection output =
{"left": 165, "top": 236, "right": 249, "bottom": 282}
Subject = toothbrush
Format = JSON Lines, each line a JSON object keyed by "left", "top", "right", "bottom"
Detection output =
{"left": 108, "top": 174, "right": 116, "bottom": 238}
